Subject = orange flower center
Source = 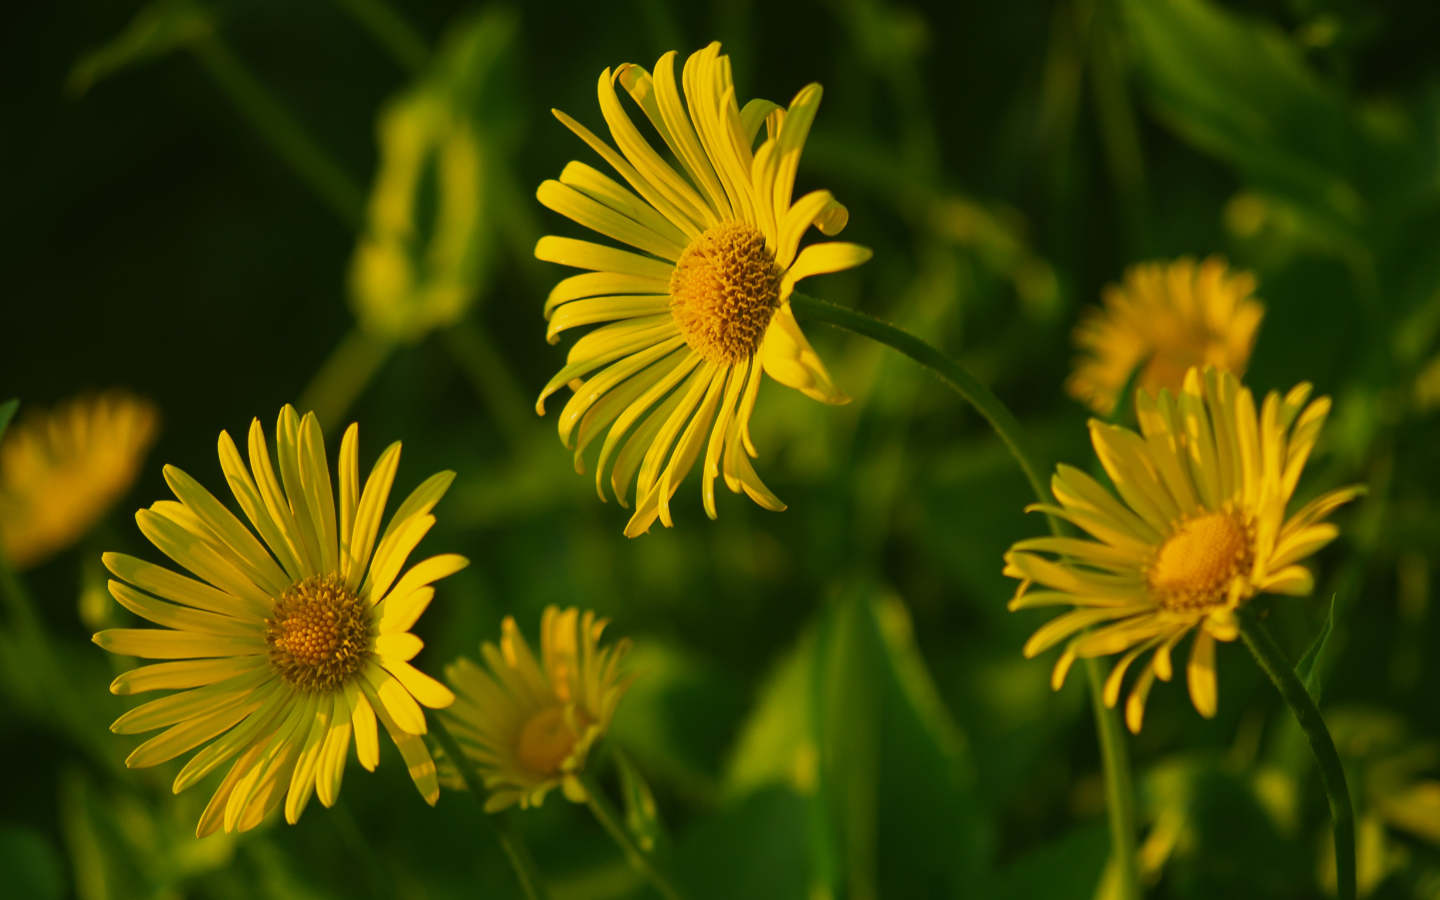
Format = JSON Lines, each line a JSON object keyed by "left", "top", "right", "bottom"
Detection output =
{"left": 669, "top": 222, "right": 781, "bottom": 363}
{"left": 1147, "top": 510, "right": 1254, "bottom": 612}
{"left": 265, "top": 575, "right": 371, "bottom": 692}
{"left": 515, "top": 706, "right": 588, "bottom": 776}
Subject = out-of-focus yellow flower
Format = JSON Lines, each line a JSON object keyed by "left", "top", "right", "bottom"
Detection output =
{"left": 350, "top": 90, "right": 487, "bottom": 343}
{"left": 94, "top": 406, "right": 464, "bottom": 836}
{"left": 1068, "top": 257, "right": 1264, "bottom": 416}
{"left": 0, "top": 392, "right": 158, "bottom": 569}
{"left": 534, "top": 42, "right": 871, "bottom": 536}
{"left": 442, "top": 606, "right": 632, "bottom": 812}
{"left": 1006, "top": 367, "right": 1358, "bottom": 732}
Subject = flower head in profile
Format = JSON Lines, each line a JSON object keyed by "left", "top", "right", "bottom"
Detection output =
{"left": 1006, "top": 367, "right": 1359, "bottom": 732}
{"left": 94, "top": 406, "right": 465, "bottom": 836}
{"left": 1068, "top": 257, "right": 1264, "bottom": 416}
{"left": 442, "top": 606, "right": 632, "bottom": 811}
{"left": 535, "top": 41, "right": 871, "bottom": 536}
{"left": 0, "top": 392, "right": 158, "bottom": 569}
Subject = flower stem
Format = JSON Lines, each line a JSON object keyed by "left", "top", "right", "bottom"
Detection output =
{"left": 429, "top": 717, "right": 549, "bottom": 900}
{"left": 578, "top": 772, "right": 686, "bottom": 900}
{"left": 791, "top": 290, "right": 1141, "bottom": 900}
{"left": 789, "top": 293, "right": 1050, "bottom": 512}
{"left": 297, "top": 327, "right": 394, "bottom": 429}
{"left": 328, "top": 0, "right": 430, "bottom": 74}
{"left": 1086, "top": 656, "right": 1142, "bottom": 900}
{"left": 1238, "top": 610, "right": 1355, "bottom": 900}
{"left": 189, "top": 32, "right": 366, "bottom": 230}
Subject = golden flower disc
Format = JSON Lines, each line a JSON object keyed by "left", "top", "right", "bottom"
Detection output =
{"left": 669, "top": 222, "right": 782, "bottom": 363}
{"left": 265, "top": 574, "right": 371, "bottom": 692}
{"left": 515, "top": 706, "right": 586, "bottom": 776}
{"left": 1147, "top": 510, "right": 1253, "bottom": 612}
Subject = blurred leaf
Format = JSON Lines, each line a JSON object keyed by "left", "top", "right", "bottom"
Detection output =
{"left": 1294, "top": 594, "right": 1336, "bottom": 704}
{"left": 615, "top": 749, "right": 666, "bottom": 854}
{"left": 723, "top": 586, "right": 991, "bottom": 899}
{"left": 67, "top": 0, "right": 212, "bottom": 97}
{"left": 671, "top": 787, "right": 813, "bottom": 900}
{"left": 984, "top": 823, "right": 1109, "bottom": 900}
{"left": 1119, "top": 0, "right": 1365, "bottom": 245}
{"left": 0, "top": 825, "right": 65, "bottom": 900}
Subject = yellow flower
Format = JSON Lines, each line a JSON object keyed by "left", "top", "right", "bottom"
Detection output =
{"left": 1068, "top": 257, "right": 1264, "bottom": 416}
{"left": 94, "top": 406, "right": 465, "bottom": 836}
{"left": 534, "top": 41, "right": 871, "bottom": 536}
{"left": 1006, "top": 367, "right": 1359, "bottom": 732}
{"left": 0, "top": 392, "right": 158, "bottom": 569}
{"left": 442, "top": 606, "right": 631, "bottom": 812}
{"left": 350, "top": 89, "right": 486, "bottom": 343}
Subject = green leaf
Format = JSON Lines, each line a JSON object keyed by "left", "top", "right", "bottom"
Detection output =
{"left": 1294, "top": 594, "right": 1337, "bottom": 704}
{"left": 67, "top": 0, "right": 212, "bottom": 97}
{"left": 1119, "top": 0, "right": 1366, "bottom": 245}
{"left": 0, "top": 399, "right": 17, "bottom": 444}
{"left": 615, "top": 748, "right": 667, "bottom": 854}
{"left": 722, "top": 585, "right": 992, "bottom": 898}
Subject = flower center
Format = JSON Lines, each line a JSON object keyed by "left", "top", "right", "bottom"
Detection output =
{"left": 1147, "top": 510, "right": 1254, "bottom": 612}
{"left": 515, "top": 706, "right": 587, "bottom": 776}
{"left": 669, "top": 222, "right": 782, "bottom": 363}
{"left": 265, "top": 574, "right": 371, "bottom": 692}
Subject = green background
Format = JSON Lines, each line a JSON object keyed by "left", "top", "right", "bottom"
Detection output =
{"left": 3, "top": 0, "right": 1439, "bottom": 897}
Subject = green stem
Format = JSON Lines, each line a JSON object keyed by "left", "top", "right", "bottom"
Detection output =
{"left": 189, "top": 33, "right": 366, "bottom": 230}
{"left": 441, "top": 321, "right": 534, "bottom": 450}
{"left": 791, "top": 292, "right": 1053, "bottom": 531}
{"left": 1238, "top": 611, "right": 1356, "bottom": 900}
{"left": 329, "top": 0, "right": 430, "bottom": 74}
{"left": 579, "top": 773, "right": 686, "bottom": 900}
{"left": 429, "top": 718, "right": 549, "bottom": 900}
{"left": 1086, "top": 656, "right": 1141, "bottom": 899}
{"left": 296, "top": 328, "right": 395, "bottom": 428}
{"left": 792, "top": 290, "right": 1141, "bottom": 900}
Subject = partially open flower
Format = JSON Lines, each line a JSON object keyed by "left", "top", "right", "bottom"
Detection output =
{"left": 442, "top": 606, "right": 632, "bottom": 811}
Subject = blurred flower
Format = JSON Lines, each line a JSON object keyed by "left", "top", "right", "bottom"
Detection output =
{"left": 535, "top": 41, "right": 871, "bottom": 536}
{"left": 349, "top": 89, "right": 487, "bottom": 343}
{"left": 0, "top": 392, "right": 158, "bottom": 569}
{"left": 1006, "top": 367, "right": 1359, "bottom": 732}
{"left": 442, "top": 606, "right": 632, "bottom": 811}
{"left": 1068, "top": 257, "right": 1264, "bottom": 416}
{"left": 94, "top": 406, "right": 465, "bottom": 836}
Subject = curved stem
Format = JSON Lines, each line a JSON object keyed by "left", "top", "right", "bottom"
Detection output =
{"left": 790, "top": 293, "right": 1050, "bottom": 514}
{"left": 792, "top": 291, "right": 1140, "bottom": 900}
{"left": 429, "top": 718, "right": 549, "bottom": 900}
{"left": 1238, "top": 611, "right": 1355, "bottom": 900}
{"left": 189, "top": 33, "right": 366, "bottom": 230}
{"left": 579, "top": 773, "right": 686, "bottom": 900}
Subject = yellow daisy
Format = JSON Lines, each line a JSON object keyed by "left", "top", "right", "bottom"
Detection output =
{"left": 93, "top": 406, "right": 465, "bottom": 836}
{"left": 1068, "top": 257, "right": 1264, "bottom": 416}
{"left": 442, "top": 606, "right": 631, "bottom": 811}
{"left": 534, "top": 41, "right": 871, "bottom": 536}
{"left": 0, "top": 392, "right": 158, "bottom": 569}
{"left": 1005, "top": 367, "right": 1359, "bottom": 732}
